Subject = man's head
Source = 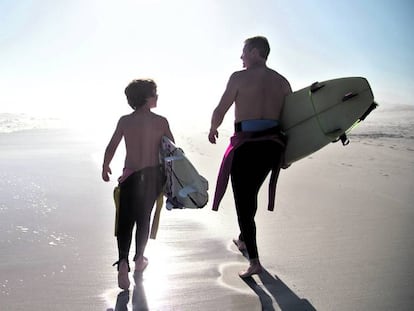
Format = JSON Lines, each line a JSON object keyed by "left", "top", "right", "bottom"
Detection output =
{"left": 241, "top": 36, "right": 270, "bottom": 68}
{"left": 124, "top": 79, "right": 157, "bottom": 110}
{"left": 244, "top": 36, "right": 270, "bottom": 59}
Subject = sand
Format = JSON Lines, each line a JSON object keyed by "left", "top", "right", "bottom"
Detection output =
{"left": 0, "top": 104, "right": 413, "bottom": 310}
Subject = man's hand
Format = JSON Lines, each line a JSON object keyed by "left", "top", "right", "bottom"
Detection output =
{"left": 102, "top": 165, "right": 112, "bottom": 182}
{"left": 208, "top": 129, "right": 219, "bottom": 144}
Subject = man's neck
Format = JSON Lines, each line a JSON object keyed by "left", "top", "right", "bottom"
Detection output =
{"left": 247, "top": 61, "right": 266, "bottom": 70}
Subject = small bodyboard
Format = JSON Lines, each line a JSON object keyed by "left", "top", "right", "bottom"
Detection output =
{"left": 160, "top": 136, "right": 209, "bottom": 209}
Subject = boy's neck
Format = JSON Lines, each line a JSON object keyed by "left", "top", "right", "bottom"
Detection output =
{"left": 134, "top": 106, "right": 151, "bottom": 114}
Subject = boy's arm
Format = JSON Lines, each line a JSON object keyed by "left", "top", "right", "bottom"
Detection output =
{"left": 102, "top": 118, "right": 123, "bottom": 182}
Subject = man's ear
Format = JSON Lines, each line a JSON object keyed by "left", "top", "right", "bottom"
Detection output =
{"left": 251, "top": 47, "right": 260, "bottom": 58}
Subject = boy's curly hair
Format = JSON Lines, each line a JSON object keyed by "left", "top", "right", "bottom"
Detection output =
{"left": 124, "top": 79, "right": 157, "bottom": 110}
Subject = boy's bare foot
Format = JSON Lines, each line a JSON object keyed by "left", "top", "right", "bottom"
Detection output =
{"left": 238, "top": 260, "right": 263, "bottom": 278}
{"left": 117, "top": 259, "right": 130, "bottom": 289}
{"left": 135, "top": 256, "right": 148, "bottom": 272}
{"left": 233, "top": 238, "right": 247, "bottom": 251}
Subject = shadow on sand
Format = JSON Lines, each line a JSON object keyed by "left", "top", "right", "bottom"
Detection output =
{"left": 242, "top": 268, "right": 316, "bottom": 311}
{"left": 111, "top": 265, "right": 316, "bottom": 311}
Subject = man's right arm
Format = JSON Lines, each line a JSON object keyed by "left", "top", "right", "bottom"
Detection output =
{"left": 208, "top": 73, "right": 238, "bottom": 143}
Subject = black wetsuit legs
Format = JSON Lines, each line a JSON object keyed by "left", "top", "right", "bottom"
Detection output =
{"left": 231, "top": 140, "right": 281, "bottom": 260}
{"left": 117, "top": 166, "right": 163, "bottom": 263}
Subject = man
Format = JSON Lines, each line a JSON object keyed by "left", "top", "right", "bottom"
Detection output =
{"left": 208, "top": 36, "right": 292, "bottom": 277}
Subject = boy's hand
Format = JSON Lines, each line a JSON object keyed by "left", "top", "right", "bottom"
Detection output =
{"left": 102, "top": 166, "right": 112, "bottom": 182}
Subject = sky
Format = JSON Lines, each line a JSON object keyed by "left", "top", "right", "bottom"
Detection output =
{"left": 0, "top": 0, "right": 413, "bottom": 129}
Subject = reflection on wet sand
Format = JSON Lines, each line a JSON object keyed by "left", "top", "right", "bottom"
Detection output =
{"left": 113, "top": 274, "right": 149, "bottom": 311}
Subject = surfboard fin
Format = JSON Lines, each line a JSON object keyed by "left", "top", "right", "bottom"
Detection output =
{"left": 310, "top": 82, "right": 326, "bottom": 93}
{"left": 331, "top": 132, "right": 350, "bottom": 145}
{"left": 326, "top": 129, "right": 343, "bottom": 138}
{"left": 327, "top": 129, "right": 350, "bottom": 146}
{"left": 359, "top": 102, "right": 378, "bottom": 121}
{"left": 342, "top": 92, "right": 358, "bottom": 101}
{"left": 339, "top": 133, "right": 350, "bottom": 145}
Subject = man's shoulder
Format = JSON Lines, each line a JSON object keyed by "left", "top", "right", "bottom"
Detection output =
{"left": 228, "top": 70, "right": 249, "bottom": 87}
{"left": 266, "top": 67, "right": 285, "bottom": 77}
{"left": 230, "top": 69, "right": 247, "bottom": 79}
{"left": 267, "top": 68, "right": 291, "bottom": 86}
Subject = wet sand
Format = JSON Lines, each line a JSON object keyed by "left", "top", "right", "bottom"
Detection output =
{"left": 0, "top": 104, "right": 413, "bottom": 310}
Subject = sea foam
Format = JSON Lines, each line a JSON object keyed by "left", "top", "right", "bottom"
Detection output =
{"left": 0, "top": 113, "right": 62, "bottom": 133}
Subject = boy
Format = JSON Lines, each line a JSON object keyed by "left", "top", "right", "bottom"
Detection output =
{"left": 102, "top": 79, "right": 174, "bottom": 289}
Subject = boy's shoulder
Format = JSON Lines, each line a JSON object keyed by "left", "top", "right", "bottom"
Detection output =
{"left": 119, "top": 111, "right": 169, "bottom": 123}
{"left": 117, "top": 113, "right": 131, "bottom": 125}
{"left": 149, "top": 111, "right": 169, "bottom": 123}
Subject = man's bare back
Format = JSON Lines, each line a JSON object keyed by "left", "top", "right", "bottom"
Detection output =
{"left": 208, "top": 36, "right": 292, "bottom": 144}
{"left": 230, "top": 65, "right": 291, "bottom": 122}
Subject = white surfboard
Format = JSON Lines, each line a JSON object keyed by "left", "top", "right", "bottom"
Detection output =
{"left": 281, "top": 77, "right": 377, "bottom": 166}
{"left": 160, "top": 136, "right": 209, "bottom": 209}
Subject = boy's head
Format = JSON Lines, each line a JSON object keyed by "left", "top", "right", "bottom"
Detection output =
{"left": 244, "top": 36, "right": 270, "bottom": 60}
{"left": 124, "top": 79, "right": 157, "bottom": 110}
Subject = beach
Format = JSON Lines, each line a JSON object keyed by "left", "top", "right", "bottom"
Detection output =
{"left": 0, "top": 104, "right": 413, "bottom": 310}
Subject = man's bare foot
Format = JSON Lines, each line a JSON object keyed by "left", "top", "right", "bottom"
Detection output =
{"left": 239, "top": 260, "right": 263, "bottom": 278}
{"left": 233, "top": 238, "right": 247, "bottom": 251}
{"left": 135, "top": 256, "right": 148, "bottom": 272}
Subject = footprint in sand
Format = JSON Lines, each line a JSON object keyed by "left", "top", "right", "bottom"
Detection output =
{"left": 217, "top": 262, "right": 255, "bottom": 295}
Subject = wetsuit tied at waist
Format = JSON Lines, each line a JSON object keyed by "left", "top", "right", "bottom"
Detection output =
{"left": 212, "top": 120, "right": 286, "bottom": 212}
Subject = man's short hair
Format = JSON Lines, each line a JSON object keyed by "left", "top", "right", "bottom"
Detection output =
{"left": 244, "top": 36, "right": 270, "bottom": 60}
{"left": 124, "top": 79, "right": 157, "bottom": 110}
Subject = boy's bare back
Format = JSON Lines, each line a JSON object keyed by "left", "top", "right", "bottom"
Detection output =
{"left": 102, "top": 78, "right": 174, "bottom": 182}
{"left": 118, "top": 111, "right": 172, "bottom": 171}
